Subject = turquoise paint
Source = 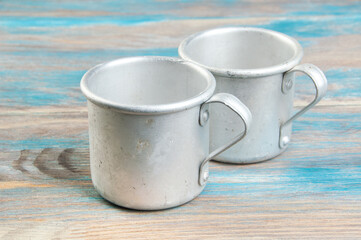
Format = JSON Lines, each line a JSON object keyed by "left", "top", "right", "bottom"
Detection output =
{"left": 2, "top": 14, "right": 360, "bottom": 39}
{"left": 293, "top": 117, "right": 361, "bottom": 134}
{"left": 0, "top": 1, "right": 359, "bottom": 39}
{"left": 1, "top": 47, "right": 177, "bottom": 58}
{"left": 2, "top": 67, "right": 359, "bottom": 107}
{"left": 205, "top": 164, "right": 361, "bottom": 197}
{"left": 287, "top": 68, "right": 361, "bottom": 140}
{"left": 1, "top": 0, "right": 194, "bottom": 13}
{"left": 287, "top": 3, "right": 361, "bottom": 16}
{"left": 257, "top": 15, "right": 361, "bottom": 38}
{"left": 0, "top": 138, "right": 89, "bottom": 150}
{"left": 0, "top": 89, "right": 73, "bottom": 107}
{"left": 0, "top": 0, "right": 239, "bottom": 13}
{"left": 324, "top": 69, "right": 361, "bottom": 98}
{"left": 0, "top": 48, "right": 178, "bottom": 106}
{"left": 0, "top": 78, "right": 84, "bottom": 107}
{"left": 0, "top": 69, "right": 86, "bottom": 89}
{"left": 2, "top": 0, "right": 359, "bottom": 18}
{"left": 0, "top": 15, "right": 169, "bottom": 28}
{"left": 292, "top": 110, "right": 361, "bottom": 131}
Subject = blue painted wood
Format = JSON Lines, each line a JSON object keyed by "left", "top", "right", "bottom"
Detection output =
{"left": 0, "top": 0, "right": 360, "bottom": 238}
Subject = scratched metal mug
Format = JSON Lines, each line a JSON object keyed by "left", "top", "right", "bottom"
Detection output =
{"left": 179, "top": 27, "right": 328, "bottom": 164}
{"left": 80, "top": 56, "right": 251, "bottom": 210}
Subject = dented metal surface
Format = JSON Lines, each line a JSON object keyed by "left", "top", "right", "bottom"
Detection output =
{"left": 81, "top": 56, "right": 251, "bottom": 210}
{"left": 179, "top": 27, "right": 328, "bottom": 164}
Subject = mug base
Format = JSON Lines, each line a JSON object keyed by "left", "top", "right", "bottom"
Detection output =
{"left": 212, "top": 147, "right": 288, "bottom": 164}
{"left": 92, "top": 182, "right": 205, "bottom": 211}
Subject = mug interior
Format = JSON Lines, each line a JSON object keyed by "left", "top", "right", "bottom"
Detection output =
{"left": 81, "top": 57, "right": 215, "bottom": 112}
{"left": 179, "top": 27, "right": 302, "bottom": 76}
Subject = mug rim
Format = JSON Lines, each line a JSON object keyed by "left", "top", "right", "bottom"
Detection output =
{"left": 80, "top": 56, "right": 216, "bottom": 114}
{"left": 178, "top": 27, "right": 304, "bottom": 78}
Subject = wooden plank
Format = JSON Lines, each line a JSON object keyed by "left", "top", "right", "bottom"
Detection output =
{"left": 0, "top": 13, "right": 360, "bottom": 107}
{"left": 1, "top": 0, "right": 359, "bottom": 16}
{"left": 1, "top": 105, "right": 360, "bottom": 238}
{"left": 0, "top": 0, "right": 360, "bottom": 238}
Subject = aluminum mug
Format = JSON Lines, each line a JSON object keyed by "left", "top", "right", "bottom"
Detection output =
{"left": 179, "top": 27, "right": 327, "bottom": 164}
{"left": 80, "top": 56, "right": 252, "bottom": 210}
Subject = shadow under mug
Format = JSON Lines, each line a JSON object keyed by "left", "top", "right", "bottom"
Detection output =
{"left": 80, "top": 56, "right": 252, "bottom": 210}
{"left": 179, "top": 27, "right": 328, "bottom": 164}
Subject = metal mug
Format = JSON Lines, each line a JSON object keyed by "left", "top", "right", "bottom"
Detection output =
{"left": 179, "top": 27, "right": 328, "bottom": 164}
{"left": 80, "top": 56, "right": 252, "bottom": 210}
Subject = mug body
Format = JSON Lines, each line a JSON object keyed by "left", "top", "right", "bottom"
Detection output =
{"left": 81, "top": 56, "right": 215, "bottom": 210}
{"left": 87, "top": 102, "right": 208, "bottom": 210}
{"left": 210, "top": 74, "right": 294, "bottom": 163}
{"left": 179, "top": 27, "right": 303, "bottom": 163}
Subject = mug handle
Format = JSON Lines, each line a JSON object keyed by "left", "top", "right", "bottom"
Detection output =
{"left": 279, "top": 63, "right": 328, "bottom": 148}
{"left": 198, "top": 93, "right": 252, "bottom": 186}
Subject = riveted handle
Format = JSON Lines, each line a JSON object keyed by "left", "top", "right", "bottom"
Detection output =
{"left": 280, "top": 63, "right": 328, "bottom": 148}
{"left": 198, "top": 93, "right": 252, "bottom": 186}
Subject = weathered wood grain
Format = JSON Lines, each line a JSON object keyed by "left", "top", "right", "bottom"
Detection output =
{"left": 0, "top": 0, "right": 360, "bottom": 239}
{"left": 1, "top": 104, "right": 360, "bottom": 239}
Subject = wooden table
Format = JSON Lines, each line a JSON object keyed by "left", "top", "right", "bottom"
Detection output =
{"left": 1, "top": 1, "right": 360, "bottom": 239}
